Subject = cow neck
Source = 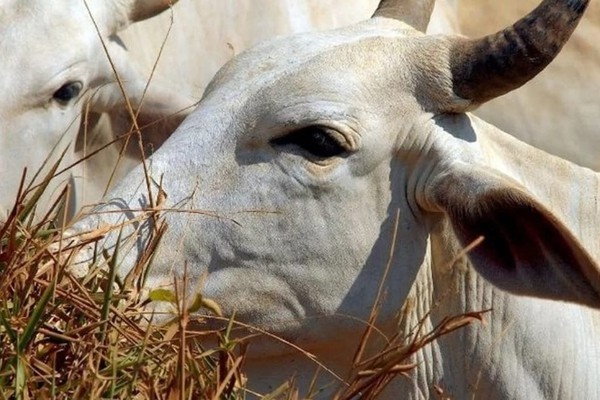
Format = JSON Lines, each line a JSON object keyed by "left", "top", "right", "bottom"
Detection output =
{"left": 413, "top": 113, "right": 600, "bottom": 399}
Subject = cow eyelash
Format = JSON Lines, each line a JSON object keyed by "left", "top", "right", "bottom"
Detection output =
{"left": 52, "top": 81, "right": 83, "bottom": 105}
{"left": 271, "top": 126, "right": 347, "bottom": 158}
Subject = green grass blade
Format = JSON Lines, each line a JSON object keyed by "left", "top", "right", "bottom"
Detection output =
{"left": 0, "top": 309, "right": 17, "bottom": 345}
{"left": 14, "top": 355, "right": 26, "bottom": 400}
{"left": 99, "top": 227, "right": 123, "bottom": 343}
{"left": 17, "top": 279, "right": 56, "bottom": 354}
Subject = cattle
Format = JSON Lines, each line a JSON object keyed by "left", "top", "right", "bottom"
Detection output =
{"left": 0, "top": 0, "right": 380, "bottom": 222}
{"left": 6, "top": 0, "right": 596, "bottom": 225}
{"left": 82, "top": 0, "right": 382, "bottom": 211}
{"left": 72, "top": 0, "right": 600, "bottom": 398}
{"left": 118, "top": 0, "right": 600, "bottom": 170}
{"left": 0, "top": 0, "right": 192, "bottom": 221}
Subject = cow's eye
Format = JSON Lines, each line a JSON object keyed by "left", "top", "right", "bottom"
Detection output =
{"left": 271, "top": 126, "right": 347, "bottom": 158}
{"left": 53, "top": 81, "right": 83, "bottom": 105}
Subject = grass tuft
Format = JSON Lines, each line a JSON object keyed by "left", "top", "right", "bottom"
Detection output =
{"left": 0, "top": 186, "right": 248, "bottom": 399}
{"left": 0, "top": 175, "right": 486, "bottom": 399}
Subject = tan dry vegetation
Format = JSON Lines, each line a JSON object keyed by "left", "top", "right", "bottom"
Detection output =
{"left": 0, "top": 178, "right": 248, "bottom": 399}
{"left": 0, "top": 174, "right": 486, "bottom": 399}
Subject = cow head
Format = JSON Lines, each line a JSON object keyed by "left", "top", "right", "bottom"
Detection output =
{"left": 75, "top": 0, "right": 600, "bottom": 353}
{"left": 0, "top": 0, "right": 191, "bottom": 220}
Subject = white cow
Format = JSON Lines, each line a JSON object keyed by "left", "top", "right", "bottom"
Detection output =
{"left": 83, "top": 0, "right": 382, "bottom": 207}
{"left": 0, "top": 0, "right": 380, "bottom": 222}
{"left": 74, "top": 0, "right": 600, "bottom": 398}
{"left": 0, "top": 0, "right": 600, "bottom": 225}
{"left": 119, "top": 0, "right": 600, "bottom": 170}
{"left": 7, "top": 0, "right": 595, "bottom": 226}
{"left": 0, "top": 0, "right": 192, "bottom": 221}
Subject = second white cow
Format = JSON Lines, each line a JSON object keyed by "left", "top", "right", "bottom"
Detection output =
{"left": 0, "top": 0, "right": 192, "bottom": 220}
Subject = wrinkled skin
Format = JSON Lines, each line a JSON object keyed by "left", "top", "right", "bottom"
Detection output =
{"left": 84, "top": 0, "right": 381, "bottom": 206}
{"left": 75, "top": 2, "right": 600, "bottom": 398}
{"left": 0, "top": 0, "right": 191, "bottom": 221}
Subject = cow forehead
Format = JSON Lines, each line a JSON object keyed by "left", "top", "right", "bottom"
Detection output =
{"left": 0, "top": 2, "right": 88, "bottom": 33}
{"left": 205, "top": 19, "right": 419, "bottom": 100}
{"left": 197, "top": 20, "right": 429, "bottom": 143}
{"left": 0, "top": 3, "right": 92, "bottom": 50}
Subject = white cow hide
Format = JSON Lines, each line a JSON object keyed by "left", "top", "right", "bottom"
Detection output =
{"left": 73, "top": 0, "right": 600, "bottom": 398}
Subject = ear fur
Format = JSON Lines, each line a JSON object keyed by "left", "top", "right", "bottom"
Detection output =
{"left": 88, "top": 78, "right": 193, "bottom": 160}
{"left": 425, "top": 162, "right": 600, "bottom": 308}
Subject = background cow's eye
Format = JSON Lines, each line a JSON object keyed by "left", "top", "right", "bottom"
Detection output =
{"left": 271, "top": 126, "right": 346, "bottom": 158}
{"left": 52, "top": 81, "right": 83, "bottom": 105}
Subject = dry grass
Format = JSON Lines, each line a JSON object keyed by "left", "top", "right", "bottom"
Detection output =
{"left": 0, "top": 168, "right": 250, "bottom": 399}
{"left": 0, "top": 174, "right": 487, "bottom": 399}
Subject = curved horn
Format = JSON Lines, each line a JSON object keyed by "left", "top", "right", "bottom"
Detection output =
{"left": 91, "top": 0, "right": 179, "bottom": 34}
{"left": 127, "top": 0, "right": 180, "bottom": 23}
{"left": 372, "top": 0, "right": 435, "bottom": 32}
{"left": 450, "top": 0, "right": 589, "bottom": 105}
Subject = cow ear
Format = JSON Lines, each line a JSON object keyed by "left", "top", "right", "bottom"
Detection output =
{"left": 89, "top": 41, "right": 195, "bottom": 159}
{"left": 91, "top": 0, "right": 179, "bottom": 34}
{"left": 89, "top": 77, "right": 193, "bottom": 159}
{"left": 424, "top": 163, "right": 600, "bottom": 308}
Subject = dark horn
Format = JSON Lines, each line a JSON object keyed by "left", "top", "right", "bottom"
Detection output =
{"left": 450, "top": 0, "right": 589, "bottom": 105}
{"left": 372, "top": 0, "right": 435, "bottom": 32}
{"left": 128, "top": 0, "right": 179, "bottom": 23}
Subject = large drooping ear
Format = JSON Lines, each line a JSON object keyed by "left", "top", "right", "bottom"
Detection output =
{"left": 88, "top": 42, "right": 195, "bottom": 159}
{"left": 88, "top": 80, "right": 193, "bottom": 160}
{"left": 422, "top": 162, "right": 600, "bottom": 308}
